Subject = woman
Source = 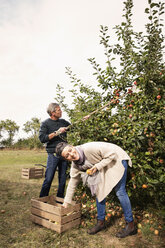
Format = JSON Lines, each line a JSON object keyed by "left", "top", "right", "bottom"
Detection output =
{"left": 55, "top": 141, "right": 137, "bottom": 238}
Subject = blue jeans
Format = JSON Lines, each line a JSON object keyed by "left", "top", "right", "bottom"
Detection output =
{"left": 39, "top": 153, "right": 68, "bottom": 198}
{"left": 96, "top": 160, "right": 133, "bottom": 223}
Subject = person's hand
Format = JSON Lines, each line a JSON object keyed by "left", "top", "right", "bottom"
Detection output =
{"left": 62, "top": 202, "right": 69, "bottom": 208}
{"left": 86, "top": 166, "right": 98, "bottom": 175}
{"left": 82, "top": 115, "right": 90, "bottom": 121}
{"left": 58, "top": 127, "right": 67, "bottom": 133}
{"left": 53, "top": 127, "right": 67, "bottom": 137}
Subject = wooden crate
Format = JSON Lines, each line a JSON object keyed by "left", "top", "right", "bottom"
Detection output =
{"left": 21, "top": 167, "right": 44, "bottom": 179}
{"left": 31, "top": 195, "right": 81, "bottom": 233}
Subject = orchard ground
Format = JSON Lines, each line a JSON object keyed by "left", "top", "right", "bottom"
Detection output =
{"left": 0, "top": 149, "right": 164, "bottom": 248}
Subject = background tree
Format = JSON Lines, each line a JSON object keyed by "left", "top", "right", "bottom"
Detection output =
{"left": 23, "top": 117, "right": 41, "bottom": 137}
{"left": 23, "top": 117, "right": 42, "bottom": 149}
{"left": 0, "top": 119, "right": 19, "bottom": 147}
{"left": 55, "top": 0, "right": 165, "bottom": 206}
{"left": 0, "top": 122, "right": 3, "bottom": 141}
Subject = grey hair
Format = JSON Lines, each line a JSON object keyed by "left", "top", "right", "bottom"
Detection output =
{"left": 47, "top": 103, "right": 59, "bottom": 116}
{"left": 55, "top": 142, "right": 70, "bottom": 157}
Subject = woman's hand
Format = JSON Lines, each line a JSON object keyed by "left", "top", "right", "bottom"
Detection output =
{"left": 62, "top": 202, "right": 69, "bottom": 208}
{"left": 86, "top": 166, "right": 98, "bottom": 175}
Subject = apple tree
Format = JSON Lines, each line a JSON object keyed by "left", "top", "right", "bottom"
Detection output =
{"left": 55, "top": 0, "right": 165, "bottom": 206}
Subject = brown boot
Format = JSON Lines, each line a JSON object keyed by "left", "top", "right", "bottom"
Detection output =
{"left": 116, "top": 221, "right": 137, "bottom": 238}
{"left": 87, "top": 220, "right": 105, "bottom": 235}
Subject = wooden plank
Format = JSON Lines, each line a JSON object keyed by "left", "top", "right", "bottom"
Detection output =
{"left": 55, "top": 196, "right": 64, "bottom": 203}
{"left": 31, "top": 207, "right": 61, "bottom": 223}
{"left": 38, "top": 195, "right": 63, "bottom": 206}
{"left": 31, "top": 214, "right": 61, "bottom": 233}
{"left": 34, "top": 195, "right": 57, "bottom": 204}
{"left": 60, "top": 203, "right": 81, "bottom": 216}
{"left": 31, "top": 175, "right": 43, "bottom": 178}
{"left": 22, "top": 168, "right": 43, "bottom": 172}
{"left": 23, "top": 175, "right": 43, "bottom": 179}
{"left": 22, "top": 171, "right": 29, "bottom": 175}
{"left": 30, "top": 171, "right": 43, "bottom": 174}
{"left": 29, "top": 171, "right": 43, "bottom": 174}
{"left": 22, "top": 168, "right": 30, "bottom": 171}
{"left": 31, "top": 214, "right": 81, "bottom": 233}
{"left": 21, "top": 175, "right": 29, "bottom": 179}
{"left": 22, "top": 171, "right": 29, "bottom": 174}
{"left": 33, "top": 167, "right": 43, "bottom": 169}
{"left": 61, "top": 211, "right": 81, "bottom": 225}
{"left": 33, "top": 196, "right": 50, "bottom": 202}
{"left": 34, "top": 169, "right": 44, "bottom": 172}
{"left": 31, "top": 199, "right": 61, "bottom": 215}
{"left": 55, "top": 197, "right": 77, "bottom": 206}
{"left": 34, "top": 174, "right": 43, "bottom": 176}
{"left": 61, "top": 218, "right": 81, "bottom": 233}
{"left": 48, "top": 196, "right": 58, "bottom": 206}
{"left": 33, "top": 171, "right": 43, "bottom": 174}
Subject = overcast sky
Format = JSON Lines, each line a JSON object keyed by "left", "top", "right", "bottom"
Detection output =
{"left": 0, "top": 0, "right": 164, "bottom": 140}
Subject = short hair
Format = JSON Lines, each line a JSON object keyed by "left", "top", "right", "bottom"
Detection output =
{"left": 55, "top": 142, "right": 70, "bottom": 157}
{"left": 47, "top": 103, "right": 59, "bottom": 116}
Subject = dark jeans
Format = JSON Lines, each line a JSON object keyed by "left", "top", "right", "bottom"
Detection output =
{"left": 39, "top": 153, "right": 68, "bottom": 198}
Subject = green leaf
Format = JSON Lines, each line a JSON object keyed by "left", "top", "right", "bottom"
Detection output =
{"left": 151, "top": 3, "right": 158, "bottom": 8}
{"left": 145, "top": 8, "right": 150, "bottom": 13}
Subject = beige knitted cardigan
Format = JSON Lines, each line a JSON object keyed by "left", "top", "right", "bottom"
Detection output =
{"left": 64, "top": 142, "right": 132, "bottom": 204}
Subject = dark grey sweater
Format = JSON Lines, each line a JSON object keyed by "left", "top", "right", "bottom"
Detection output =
{"left": 39, "top": 118, "right": 70, "bottom": 153}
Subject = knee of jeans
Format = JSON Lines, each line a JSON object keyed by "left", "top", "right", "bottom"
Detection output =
{"left": 116, "top": 188, "right": 127, "bottom": 198}
{"left": 45, "top": 174, "right": 53, "bottom": 184}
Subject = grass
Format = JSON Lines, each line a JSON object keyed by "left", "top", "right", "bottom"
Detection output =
{"left": 0, "top": 149, "right": 164, "bottom": 248}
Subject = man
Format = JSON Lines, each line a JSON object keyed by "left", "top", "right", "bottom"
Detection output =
{"left": 55, "top": 141, "right": 137, "bottom": 238}
{"left": 39, "top": 103, "right": 70, "bottom": 198}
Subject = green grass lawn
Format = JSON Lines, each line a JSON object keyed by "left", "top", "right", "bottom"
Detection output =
{"left": 0, "top": 149, "right": 164, "bottom": 248}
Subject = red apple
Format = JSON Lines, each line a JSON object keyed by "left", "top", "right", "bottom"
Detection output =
{"left": 128, "top": 89, "right": 133, "bottom": 94}
{"left": 157, "top": 95, "right": 161, "bottom": 100}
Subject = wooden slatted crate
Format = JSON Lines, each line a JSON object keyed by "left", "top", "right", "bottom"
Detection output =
{"left": 31, "top": 195, "right": 81, "bottom": 233}
{"left": 21, "top": 167, "right": 44, "bottom": 179}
